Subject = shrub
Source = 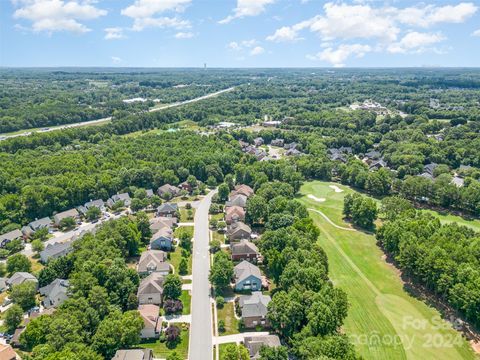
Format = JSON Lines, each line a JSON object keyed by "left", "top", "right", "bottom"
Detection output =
{"left": 163, "top": 299, "right": 183, "bottom": 315}
{"left": 216, "top": 296, "right": 225, "bottom": 309}
{"left": 218, "top": 320, "right": 225, "bottom": 333}
{"left": 165, "top": 325, "right": 181, "bottom": 346}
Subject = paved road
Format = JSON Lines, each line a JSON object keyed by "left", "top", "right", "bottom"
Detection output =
{"left": 189, "top": 190, "right": 216, "bottom": 360}
{"left": 0, "top": 87, "right": 235, "bottom": 141}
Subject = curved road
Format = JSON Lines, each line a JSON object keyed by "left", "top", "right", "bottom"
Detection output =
{"left": 0, "top": 87, "right": 235, "bottom": 141}
{"left": 189, "top": 189, "right": 216, "bottom": 360}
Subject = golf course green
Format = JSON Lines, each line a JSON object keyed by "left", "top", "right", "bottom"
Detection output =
{"left": 298, "top": 181, "right": 479, "bottom": 360}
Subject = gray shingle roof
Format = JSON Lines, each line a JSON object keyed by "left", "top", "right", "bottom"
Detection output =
{"left": 234, "top": 260, "right": 261, "bottom": 283}
{"left": 239, "top": 291, "right": 270, "bottom": 318}
{"left": 7, "top": 272, "right": 38, "bottom": 287}
{"left": 244, "top": 335, "right": 281, "bottom": 359}
{"left": 39, "top": 279, "right": 69, "bottom": 308}
{"left": 157, "top": 203, "right": 178, "bottom": 213}
{"left": 28, "top": 217, "right": 52, "bottom": 231}
{"left": 232, "top": 240, "right": 259, "bottom": 256}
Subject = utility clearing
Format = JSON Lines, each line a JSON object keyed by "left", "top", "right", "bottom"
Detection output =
{"left": 299, "top": 181, "right": 478, "bottom": 360}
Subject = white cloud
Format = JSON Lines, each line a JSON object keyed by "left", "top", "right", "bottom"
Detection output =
{"left": 121, "top": 0, "right": 191, "bottom": 31}
{"left": 227, "top": 41, "right": 241, "bottom": 50}
{"left": 250, "top": 46, "right": 265, "bottom": 55}
{"left": 388, "top": 31, "right": 445, "bottom": 53}
{"left": 104, "top": 27, "right": 125, "bottom": 40}
{"left": 12, "top": 0, "right": 107, "bottom": 33}
{"left": 219, "top": 0, "right": 275, "bottom": 24}
{"left": 111, "top": 56, "right": 122, "bottom": 64}
{"left": 397, "top": 3, "right": 478, "bottom": 28}
{"left": 266, "top": 26, "right": 302, "bottom": 42}
{"left": 308, "top": 43, "right": 372, "bottom": 67}
{"left": 473, "top": 29, "right": 480, "bottom": 36}
{"left": 175, "top": 31, "right": 194, "bottom": 39}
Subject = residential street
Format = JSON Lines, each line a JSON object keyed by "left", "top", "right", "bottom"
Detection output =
{"left": 189, "top": 190, "right": 216, "bottom": 360}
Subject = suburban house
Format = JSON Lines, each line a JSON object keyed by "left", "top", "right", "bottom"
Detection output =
{"left": 0, "top": 344, "right": 17, "bottom": 360}
{"left": 363, "top": 150, "right": 382, "bottom": 162}
{"left": 39, "top": 279, "right": 70, "bottom": 308}
{"left": 369, "top": 159, "right": 388, "bottom": 171}
{"left": 146, "top": 189, "right": 154, "bottom": 198}
{"left": 244, "top": 335, "right": 281, "bottom": 359}
{"left": 53, "top": 208, "right": 79, "bottom": 226}
{"left": 138, "top": 304, "right": 161, "bottom": 339}
{"left": 253, "top": 137, "right": 264, "bottom": 147}
{"left": 137, "top": 250, "right": 170, "bottom": 276}
{"left": 157, "top": 184, "right": 180, "bottom": 198}
{"left": 156, "top": 203, "right": 178, "bottom": 217}
{"left": 7, "top": 272, "right": 38, "bottom": 289}
{"left": 107, "top": 193, "right": 131, "bottom": 208}
{"left": 285, "top": 148, "right": 302, "bottom": 156}
{"left": 232, "top": 184, "right": 254, "bottom": 198}
{"left": 231, "top": 240, "right": 260, "bottom": 263}
{"left": 225, "top": 194, "right": 248, "bottom": 208}
{"left": 137, "top": 272, "right": 165, "bottom": 305}
{"left": 423, "top": 163, "right": 438, "bottom": 176}
{"left": 22, "top": 217, "right": 52, "bottom": 237}
{"left": 234, "top": 261, "right": 262, "bottom": 291}
{"left": 84, "top": 199, "right": 105, "bottom": 212}
{"left": 452, "top": 175, "right": 465, "bottom": 187}
{"left": 227, "top": 222, "right": 252, "bottom": 242}
{"left": 225, "top": 206, "right": 246, "bottom": 224}
{"left": 150, "top": 227, "right": 173, "bottom": 251}
{"left": 270, "top": 138, "right": 284, "bottom": 147}
{"left": 237, "top": 292, "right": 271, "bottom": 328}
{"left": 112, "top": 349, "right": 153, "bottom": 360}
{"left": 179, "top": 181, "right": 194, "bottom": 193}
{"left": 284, "top": 142, "right": 297, "bottom": 150}
{"left": 150, "top": 217, "right": 177, "bottom": 233}
{"left": 40, "top": 240, "right": 74, "bottom": 263}
{"left": 0, "top": 229, "right": 23, "bottom": 248}
{"left": 419, "top": 172, "right": 434, "bottom": 180}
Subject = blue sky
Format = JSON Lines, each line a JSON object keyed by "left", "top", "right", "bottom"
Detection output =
{"left": 1, "top": 0, "right": 480, "bottom": 67}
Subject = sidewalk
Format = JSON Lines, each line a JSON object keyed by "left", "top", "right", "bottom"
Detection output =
{"left": 213, "top": 331, "right": 270, "bottom": 345}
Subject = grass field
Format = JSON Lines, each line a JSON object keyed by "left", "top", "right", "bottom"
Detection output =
{"left": 141, "top": 323, "right": 190, "bottom": 359}
{"left": 217, "top": 302, "right": 240, "bottom": 336}
{"left": 180, "top": 290, "right": 191, "bottom": 315}
{"left": 298, "top": 181, "right": 478, "bottom": 360}
{"left": 170, "top": 245, "right": 192, "bottom": 275}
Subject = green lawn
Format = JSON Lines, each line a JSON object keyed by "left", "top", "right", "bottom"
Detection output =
{"left": 170, "top": 245, "right": 192, "bottom": 275}
{"left": 217, "top": 302, "right": 240, "bottom": 335}
{"left": 298, "top": 181, "right": 477, "bottom": 360}
{"left": 211, "top": 230, "right": 225, "bottom": 244}
{"left": 140, "top": 323, "right": 190, "bottom": 359}
{"left": 210, "top": 213, "right": 225, "bottom": 222}
{"left": 175, "top": 226, "right": 194, "bottom": 239}
{"left": 180, "top": 290, "right": 191, "bottom": 315}
{"left": 179, "top": 208, "right": 196, "bottom": 222}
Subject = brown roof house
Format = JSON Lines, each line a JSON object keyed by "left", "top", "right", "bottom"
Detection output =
{"left": 244, "top": 335, "right": 281, "bottom": 359}
{"left": 137, "top": 273, "right": 165, "bottom": 305}
{"left": 233, "top": 184, "right": 254, "bottom": 198}
{"left": 234, "top": 261, "right": 262, "bottom": 292}
{"left": 149, "top": 217, "right": 177, "bottom": 233}
{"left": 237, "top": 291, "right": 271, "bottom": 328}
{"left": 137, "top": 250, "right": 170, "bottom": 277}
{"left": 231, "top": 240, "right": 259, "bottom": 263}
{"left": 0, "top": 344, "right": 17, "bottom": 360}
{"left": 226, "top": 222, "right": 251, "bottom": 242}
{"left": 138, "top": 304, "right": 161, "bottom": 339}
{"left": 225, "top": 205, "right": 246, "bottom": 225}
{"left": 112, "top": 349, "right": 153, "bottom": 360}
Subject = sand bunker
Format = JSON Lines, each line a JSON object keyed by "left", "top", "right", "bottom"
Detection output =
{"left": 329, "top": 185, "right": 343, "bottom": 193}
{"left": 308, "top": 194, "right": 326, "bottom": 202}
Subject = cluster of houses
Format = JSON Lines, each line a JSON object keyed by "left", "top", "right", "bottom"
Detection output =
{"left": 419, "top": 162, "right": 466, "bottom": 187}
{"left": 349, "top": 100, "right": 389, "bottom": 116}
{"left": 328, "top": 147, "right": 390, "bottom": 171}
{"left": 239, "top": 137, "right": 303, "bottom": 161}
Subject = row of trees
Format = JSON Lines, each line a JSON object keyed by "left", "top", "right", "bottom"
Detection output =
{"left": 377, "top": 198, "right": 480, "bottom": 327}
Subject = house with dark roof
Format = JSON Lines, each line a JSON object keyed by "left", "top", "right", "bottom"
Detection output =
{"left": 285, "top": 148, "right": 302, "bottom": 156}
{"left": 39, "top": 279, "right": 70, "bottom": 308}
{"left": 137, "top": 273, "right": 165, "bottom": 305}
{"left": 40, "top": 240, "right": 74, "bottom": 263}
{"left": 23, "top": 217, "right": 52, "bottom": 237}
{"left": 283, "top": 142, "right": 297, "bottom": 150}
{"left": 179, "top": 181, "right": 193, "bottom": 193}
{"left": 234, "top": 261, "right": 262, "bottom": 291}
{"left": 270, "top": 139, "right": 284, "bottom": 147}
{"left": 0, "top": 229, "right": 23, "bottom": 248}
{"left": 157, "top": 184, "right": 181, "bottom": 198}
{"left": 137, "top": 250, "right": 170, "bottom": 276}
{"left": 369, "top": 159, "right": 388, "bottom": 171}
{"left": 156, "top": 203, "right": 178, "bottom": 217}
{"left": 53, "top": 208, "right": 79, "bottom": 226}
{"left": 244, "top": 335, "right": 281, "bottom": 359}
{"left": 150, "top": 227, "right": 173, "bottom": 251}
{"left": 107, "top": 193, "right": 131, "bottom": 209}
{"left": 364, "top": 150, "right": 382, "bottom": 160}
{"left": 112, "top": 349, "right": 153, "bottom": 360}
{"left": 231, "top": 240, "right": 260, "bottom": 263}
{"left": 423, "top": 163, "right": 438, "bottom": 176}
{"left": 253, "top": 137, "right": 264, "bottom": 147}
{"left": 7, "top": 272, "right": 38, "bottom": 289}
{"left": 237, "top": 292, "right": 271, "bottom": 328}
{"left": 226, "top": 222, "right": 252, "bottom": 241}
